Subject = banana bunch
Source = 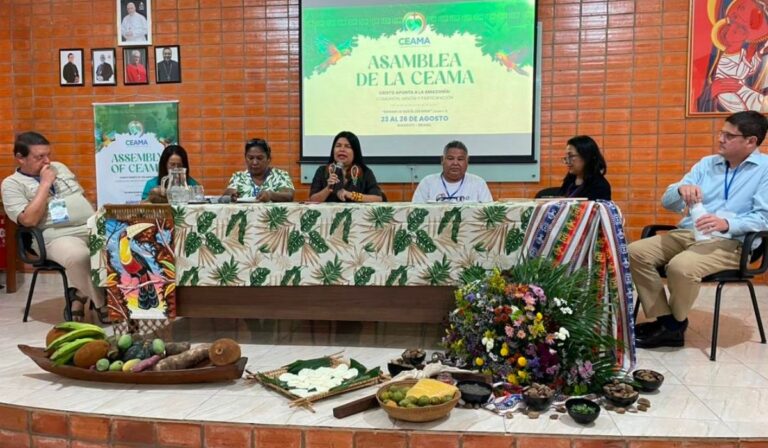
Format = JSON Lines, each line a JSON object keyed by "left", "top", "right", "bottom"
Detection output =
{"left": 46, "top": 322, "right": 106, "bottom": 353}
{"left": 50, "top": 338, "right": 96, "bottom": 366}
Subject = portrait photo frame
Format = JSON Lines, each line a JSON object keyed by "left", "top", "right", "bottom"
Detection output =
{"left": 117, "top": 0, "right": 152, "bottom": 46}
{"left": 154, "top": 45, "right": 182, "bottom": 83}
{"left": 687, "top": 0, "right": 768, "bottom": 116}
{"left": 59, "top": 48, "right": 84, "bottom": 87}
{"left": 122, "top": 47, "right": 149, "bottom": 85}
{"left": 92, "top": 48, "right": 117, "bottom": 86}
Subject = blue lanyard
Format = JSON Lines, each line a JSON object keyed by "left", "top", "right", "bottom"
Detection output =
{"left": 251, "top": 169, "right": 270, "bottom": 196}
{"left": 724, "top": 164, "right": 740, "bottom": 201}
{"left": 440, "top": 175, "right": 465, "bottom": 200}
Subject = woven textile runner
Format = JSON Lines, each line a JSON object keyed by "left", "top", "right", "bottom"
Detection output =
{"left": 522, "top": 200, "right": 637, "bottom": 371}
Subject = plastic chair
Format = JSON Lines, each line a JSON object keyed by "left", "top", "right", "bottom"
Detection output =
{"left": 634, "top": 225, "right": 768, "bottom": 360}
{"left": 15, "top": 226, "right": 72, "bottom": 322}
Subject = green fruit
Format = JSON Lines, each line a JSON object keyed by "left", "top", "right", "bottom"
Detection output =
{"left": 109, "top": 360, "right": 124, "bottom": 371}
{"left": 441, "top": 394, "right": 454, "bottom": 403}
{"left": 117, "top": 334, "right": 133, "bottom": 351}
{"left": 398, "top": 399, "right": 409, "bottom": 407}
{"left": 380, "top": 391, "right": 391, "bottom": 401}
{"left": 96, "top": 358, "right": 110, "bottom": 372}
{"left": 417, "top": 396, "right": 430, "bottom": 407}
{"left": 151, "top": 338, "right": 165, "bottom": 356}
{"left": 430, "top": 397, "right": 442, "bottom": 405}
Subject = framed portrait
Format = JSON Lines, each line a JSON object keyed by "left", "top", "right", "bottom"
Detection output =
{"left": 154, "top": 45, "right": 181, "bottom": 83}
{"left": 59, "top": 48, "right": 84, "bottom": 86}
{"left": 122, "top": 47, "right": 149, "bottom": 85}
{"left": 687, "top": 0, "right": 768, "bottom": 116}
{"left": 117, "top": 0, "right": 152, "bottom": 46}
{"left": 92, "top": 48, "right": 117, "bottom": 86}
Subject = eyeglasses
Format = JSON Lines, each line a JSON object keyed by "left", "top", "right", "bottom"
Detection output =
{"left": 561, "top": 154, "right": 579, "bottom": 165}
{"left": 718, "top": 130, "right": 745, "bottom": 141}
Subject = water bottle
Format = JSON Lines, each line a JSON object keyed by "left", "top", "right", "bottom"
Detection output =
{"left": 690, "top": 202, "right": 711, "bottom": 241}
{"left": 167, "top": 167, "right": 190, "bottom": 205}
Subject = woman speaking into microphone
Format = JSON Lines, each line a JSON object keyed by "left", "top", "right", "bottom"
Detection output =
{"left": 309, "top": 131, "right": 384, "bottom": 203}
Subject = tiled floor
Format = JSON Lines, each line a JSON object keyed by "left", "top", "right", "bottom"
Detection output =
{"left": 2, "top": 273, "right": 768, "bottom": 438}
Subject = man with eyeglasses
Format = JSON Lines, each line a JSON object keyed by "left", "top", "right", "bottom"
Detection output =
{"left": 412, "top": 140, "right": 493, "bottom": 203}
{"left": 1, "top": 132, "right": 108, "bottom": 323}
{"left": 629, "top": 111, "right": 768, "bottom": 349}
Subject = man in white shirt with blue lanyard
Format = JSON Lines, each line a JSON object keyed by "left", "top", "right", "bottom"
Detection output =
{"left": 411, "top": 140, "right": 493, "bottom": 203}
{"left": 629, "top": 111, "right": 768, "bottom": 348}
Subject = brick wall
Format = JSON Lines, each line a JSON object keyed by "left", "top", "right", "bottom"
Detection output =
{"left": 0, "top": 0, "right": 732, "bottom": 241}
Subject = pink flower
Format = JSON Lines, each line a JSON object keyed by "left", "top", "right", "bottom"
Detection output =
{"left": 524, "top": 293, "right": 536, "bottom": 307}
{"left": 505, "top": 325, "right": 515, "bottom": 337}
{"left": 517, "top": 330, "right": 526, "bottom": 339}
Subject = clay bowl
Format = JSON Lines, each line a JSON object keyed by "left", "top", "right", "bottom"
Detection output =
{"left": 632, "top": 369, "right": 664, "bottom": 392}
{"left": 456, "top": 380, "right": 492, "bottom": 405}
{"left": 565, "top": 398, "right": 600, "bottom": 425}
{"left": 523, "top": 390, "right": 555, "bottom": 411}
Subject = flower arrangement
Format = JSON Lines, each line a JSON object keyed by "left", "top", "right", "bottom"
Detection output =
{"left": 443, "top": 258, "right": 620, "bottom": 394}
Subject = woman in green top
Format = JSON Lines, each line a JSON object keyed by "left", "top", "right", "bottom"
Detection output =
{"left": 142, "top": 145, "right": 199, "bottom": 203}
{"left": 224, "top": 138, "right": 295, "bottom": 202}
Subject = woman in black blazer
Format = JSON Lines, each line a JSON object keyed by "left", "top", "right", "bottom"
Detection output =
{"left": 558, "top": 135, "right": 611, "bottom": 200}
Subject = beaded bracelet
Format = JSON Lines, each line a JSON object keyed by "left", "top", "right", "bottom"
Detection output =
{"left": 351, "top": 192, "right": 363, "bottom": 202}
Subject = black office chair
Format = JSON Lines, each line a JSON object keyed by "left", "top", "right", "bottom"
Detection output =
{"left": 535, "top": 187, "right": 561, "bottom": 198}
{"left": 634, "top": 225, "right": 768, "bottom": 360}
{"left": 16, "top": 226, "right": 72, "bottom": 322}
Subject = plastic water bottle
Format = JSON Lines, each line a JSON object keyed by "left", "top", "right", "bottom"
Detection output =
{"left": 690, "top": 202, "right": 711, "bottom": 241}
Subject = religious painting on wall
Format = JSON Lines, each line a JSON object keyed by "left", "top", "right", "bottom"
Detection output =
{"left": 117, "top": 0, "right": 152, "bottom": 46}
{"left": 688, "top": 0, "right": 768, "bottom": 116}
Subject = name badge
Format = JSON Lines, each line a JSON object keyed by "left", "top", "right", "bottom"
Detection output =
{"left": 49, "top": 198, "right": 70, "bottom": 224}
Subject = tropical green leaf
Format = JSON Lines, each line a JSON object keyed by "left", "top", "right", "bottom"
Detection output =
{"left": 473, "top": 242, "right": 487, "bottom": 252}
{"left": 265, "top": 206, "right": 289, "bottom": 231}
{"left": 307, "top": 230, "right": 329, "bottom": 253}
{"left": 250, "top": 267, "right": 270, "bottom": 286}
{"left": 300, "top": 209, "right": 322, "bottom": 233}
{"left": 330, "top": 209, "right": 353, "bottom": 243}
{"left": 505, "top": 226, "right": 525, "bottom": 255}
{"left": 171, "top": 206, "right": 186, "bottom": 228}
{"left": 287, "top": 230, "right": 305, "bottom": 255}
{"left": 385, "top": 266, "right": 408, "bottom": 286}
{"left": 314, "top": 255, "right": 344, "bottom": 285}
{"left": 197, "top": 211, "right": 216, "bottom": 234}
{"left": 421, "top": 255, "right": 452, "bottom": 285}
{"left": 184, "top": 232, "right": 202, "bottom": 257}
{"left": 393, "top": 229, "right": 412, "bottom": 255}
{"left": 363, "top": 243, "right": 376, "bottom": 253}
{"left": 354, "top": 266, "right": 375, "bottom": 286}
{"left": 407, "top": 208, "right": 429, "bottom": 231}
{"left": 415, "top": 229, "right": 437, "bottom": 253}
{"left": 159, "top": 259, "right": 175, "bottom": 273}
{"left": 459, "top": 264, "right": 486, "bottom": 285}
{"left": 88, "top": 235, "right": 104, "bottom": 256}
{"left": 481, "top": 205, "right": 507, "bottom": 229}
{"left": 258, "top": 244, "right": 271, "bottom": 254}
{"left": 179, "top": 267, "right": 200, "bottom": 286}
{"left": 367, "top": 206, "right": 395, "bottom": 229}
{"left": 438, "top": 208, "right": 462, "bottom": 243}
{"left": 205, "top": 232, "right": 226, "bottom": 255}
{"left": 90, "top": 269, "right": 101, "bottom": 287}
{"left": 212, "top": 256, "right": 241, "bottom": 286}
{"left": 280, "top": 266, "right": 302, "bottom": 286}
{"left": 96, "top": 216, "right": 106, "bottom": 235}
{"left": 226, "top": 210, "right": 248, "bottom": 245}
{"left": 521, "top": 206, "right": 533, "bottom": 231}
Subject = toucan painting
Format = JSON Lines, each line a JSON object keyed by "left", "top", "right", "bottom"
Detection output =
{"left": 107, "top": 221, "right": 162, "bottom": 311}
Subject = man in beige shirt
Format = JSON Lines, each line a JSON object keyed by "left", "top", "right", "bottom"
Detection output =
{"left": 1, "top": 132, "right": 107, "bottom": 323}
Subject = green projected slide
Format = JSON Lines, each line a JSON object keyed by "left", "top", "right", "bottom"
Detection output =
{"left": 301, "top": 0, "right": 537, "bottom": 162}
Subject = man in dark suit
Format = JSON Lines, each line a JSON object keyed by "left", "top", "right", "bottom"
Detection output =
{"left": 156, "top": 47, "right": 180, "bottom": 82}
{"left": 95, "top": 54, "right": 114, "bottom": 83}
{"left": 62, "top": 53, "right": 79, "bottom": 84}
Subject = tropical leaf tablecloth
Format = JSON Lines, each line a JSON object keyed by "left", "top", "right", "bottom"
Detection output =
{"left": 91, "top": 202, "right": 533, "bottom": 287}
{"left": 88, "top": 200, "right": 636, "bottom": 369}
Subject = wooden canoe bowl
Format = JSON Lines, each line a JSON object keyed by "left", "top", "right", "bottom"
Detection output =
{"left": 18, "top": 345, "right": 247, "bottom": 384}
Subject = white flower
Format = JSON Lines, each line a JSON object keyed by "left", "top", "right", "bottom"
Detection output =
{"left": 489, "top": 352, "right": 498, "bottom": 362}
{"left": 561, "top": 306, "right": 573, "bottom": 315}
{"left": 481, "top": 336, "right": 494, "bottom": 351}
{"left": 556, "top": 327, "right": 570, "bottom": 341}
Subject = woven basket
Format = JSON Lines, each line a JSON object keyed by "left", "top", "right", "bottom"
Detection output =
{"left": 376, "top": 379, "right": 461, "bottom": 422}
{"left": 246, "top": 355, "right": 385, "bottom": 410}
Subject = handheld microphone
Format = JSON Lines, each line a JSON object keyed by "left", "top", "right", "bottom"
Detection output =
{"left": 328, "top": 163, "right": 344, "bottom": 193}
